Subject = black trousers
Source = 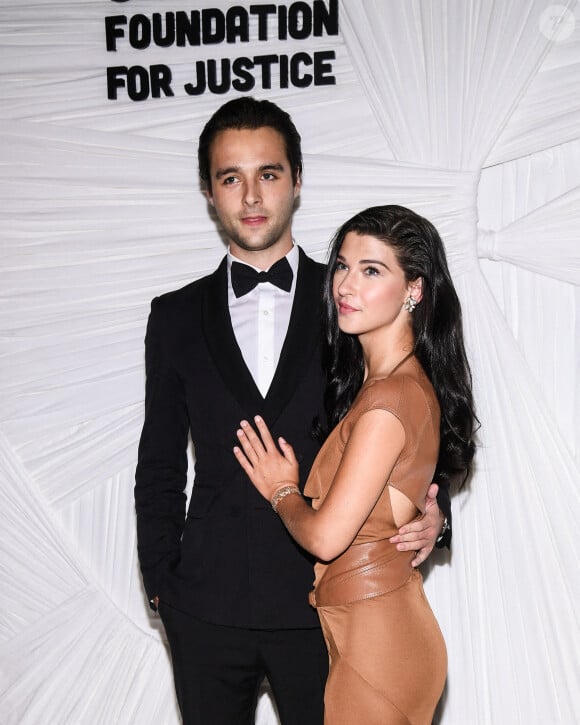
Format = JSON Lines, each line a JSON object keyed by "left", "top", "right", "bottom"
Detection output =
{"left": 160, "top": 602, "right": 328, "bottom": 725}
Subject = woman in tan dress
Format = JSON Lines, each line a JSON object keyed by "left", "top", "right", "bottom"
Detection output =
{"left": 234, "top": 205, "right": 477, "bottom": 724}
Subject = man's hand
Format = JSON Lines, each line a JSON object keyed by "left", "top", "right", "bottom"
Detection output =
{"left": 389, "top": 483, "right": 444, "bottom": 567}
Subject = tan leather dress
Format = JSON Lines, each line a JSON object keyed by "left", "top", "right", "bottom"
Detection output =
{"left": 304, "top": 356, "right": 447, "bottom": 724}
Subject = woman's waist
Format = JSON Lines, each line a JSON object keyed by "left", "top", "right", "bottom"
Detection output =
{"left": 309, "top": 538, "right": 414, "bottom": 608}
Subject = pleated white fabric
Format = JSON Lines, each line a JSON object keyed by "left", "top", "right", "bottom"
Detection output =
{"left": 0, "top": 1, "right": 579, "bottom": 723}
{"left": 478, "top": 186, "right": 580, "bottom": 284}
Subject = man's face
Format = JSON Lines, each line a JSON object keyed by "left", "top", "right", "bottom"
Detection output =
{"left": 206, "top": 127, "right": 301, "bottom": 265}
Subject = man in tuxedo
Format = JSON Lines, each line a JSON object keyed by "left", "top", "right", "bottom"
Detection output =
{"left": 135, "top": 97, "right": 450, "bottom": 724}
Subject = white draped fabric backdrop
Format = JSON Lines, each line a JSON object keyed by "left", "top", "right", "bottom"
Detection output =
{"left": 1, "top": 1, "right": 579, "bottom": 723}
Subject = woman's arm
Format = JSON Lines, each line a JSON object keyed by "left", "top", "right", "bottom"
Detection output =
{"left": 234, "top": 410, "right": 407, "bottom": 562}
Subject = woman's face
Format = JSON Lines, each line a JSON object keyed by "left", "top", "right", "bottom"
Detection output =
{"left": 332, "top": 232, "right": 419, "bottom": 339}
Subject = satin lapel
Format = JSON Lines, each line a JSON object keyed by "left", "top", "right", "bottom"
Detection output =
{"left": 203, "top": 257, "right": 264, "bottom": 412}
{"left": 264, "top": 249, "right": 324, "bottom": 423}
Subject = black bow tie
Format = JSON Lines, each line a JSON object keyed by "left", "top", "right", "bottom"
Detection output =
{"left": 231, "top": 257, "right": 293, "bottom": 298}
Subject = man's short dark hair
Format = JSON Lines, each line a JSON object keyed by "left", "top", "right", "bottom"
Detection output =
{"left": 198, "top": 96, "right": 303, "bottom": 192}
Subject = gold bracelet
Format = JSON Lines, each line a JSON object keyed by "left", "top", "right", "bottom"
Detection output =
{"left": 271, "top": 484, "right": 301, "bottom": 513}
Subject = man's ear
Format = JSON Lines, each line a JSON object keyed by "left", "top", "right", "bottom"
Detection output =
{"left": 408, "top": 277, "right": 423, "bottom": 303}
{"left": 204, "top": 188, "right": 215, "bottom": 207}
{"left": 293, "top": 171, "right": 302, "bottom": 199}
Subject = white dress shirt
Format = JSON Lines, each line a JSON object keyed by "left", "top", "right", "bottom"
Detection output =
{"left": 227, "top": 245, "right": 298, "bottom": 398}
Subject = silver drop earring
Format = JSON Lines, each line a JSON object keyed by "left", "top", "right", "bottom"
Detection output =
{"left": 404, "top": 295, "right": 417, "bottom": 312}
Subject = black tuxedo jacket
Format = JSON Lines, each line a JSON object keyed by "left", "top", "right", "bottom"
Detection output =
{"left": 135, "top": 249, "right": 326, "bottom": 628}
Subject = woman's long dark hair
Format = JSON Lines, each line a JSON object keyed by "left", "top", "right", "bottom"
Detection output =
{"left": 318, "top": 205, "right": 477, "bottom": 486}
